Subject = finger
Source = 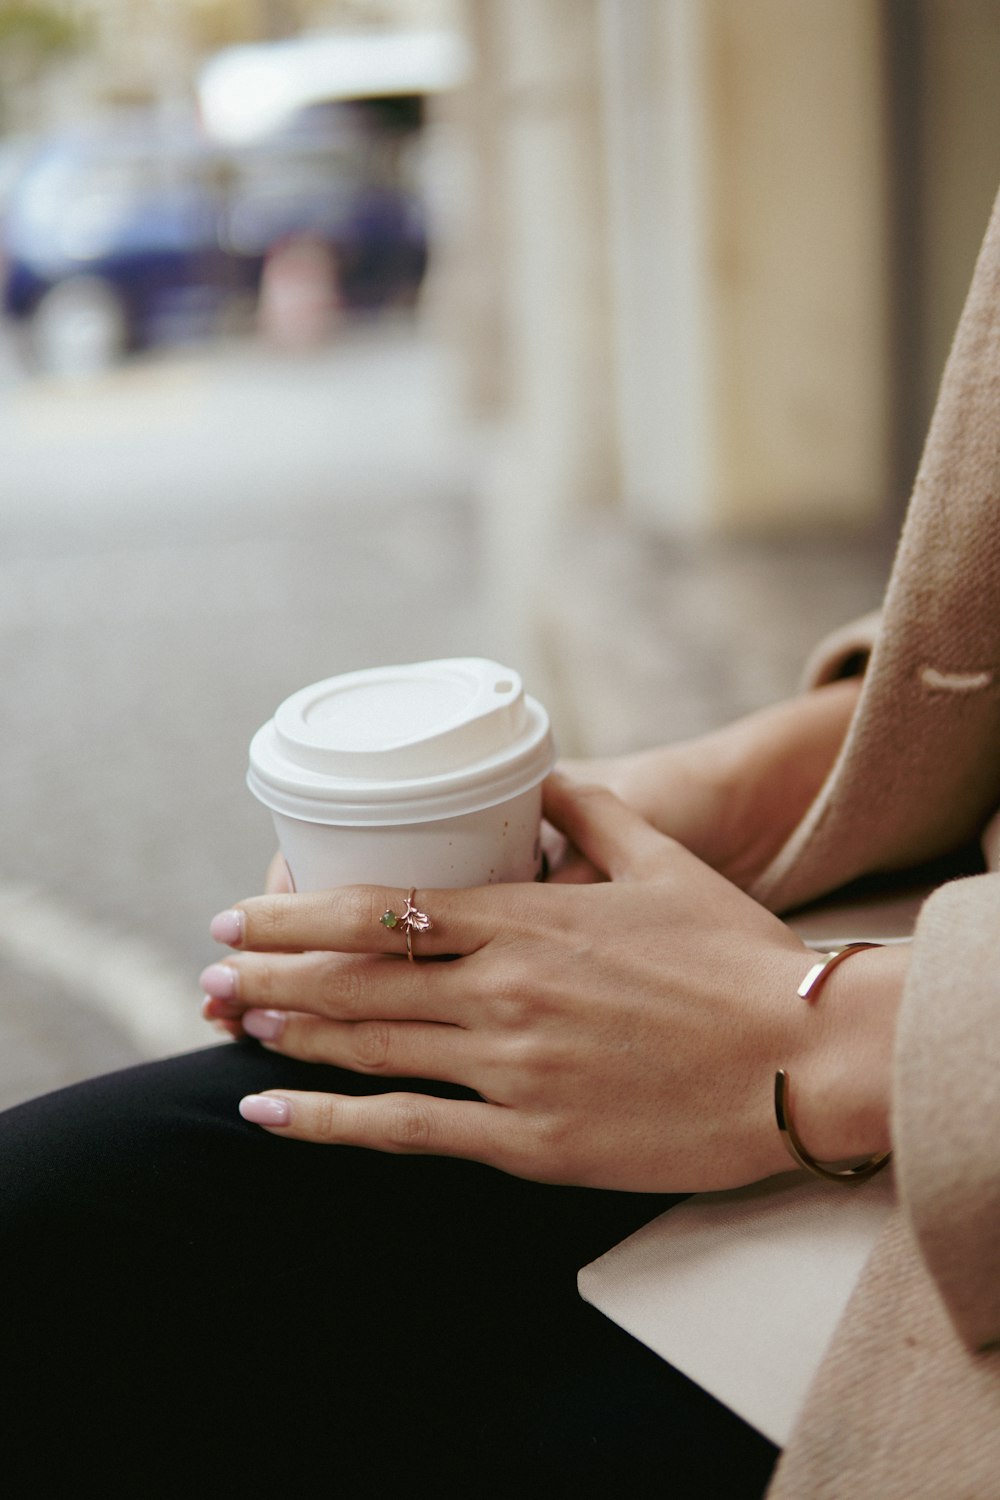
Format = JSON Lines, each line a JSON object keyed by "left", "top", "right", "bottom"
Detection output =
{"left": 199, "top": 951, "right": 466, "bottom": 1025}
{"left": 540, "top": 819, "right": 569, "bottom": 870}
{"left": 242, "top": 1011, "right": 475, "bottom": 1085}
{"left": 201, "top": 988, "right": 243, "bottom": 1021}
{"left": 265, "top": 850, "right": 293, "bottom": 895}
{"left": 201, "top": 1007, "right": 243, "bottom": 1040}
{"left": 237, "top": 1088, "right": 531, "bottom": 1171}
{"left": 540, "top": 820, "right": 602, "bottom": 884}
{"left": 543, "top": 771, "right": 672, "bottom": 881}
{"left": 209, "top": 884, "right": 497, "bottom": 957}
{"left": 546, "top": 848, "right": 605, "bottom": 885}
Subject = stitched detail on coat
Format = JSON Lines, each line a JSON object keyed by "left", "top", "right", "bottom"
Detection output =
{"left": 919, "top": 666, "right": 994, "bottom": 693}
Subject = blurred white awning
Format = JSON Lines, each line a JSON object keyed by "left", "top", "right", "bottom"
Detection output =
{"left": 198, "top": 29, "right": 471, "bottom": 142}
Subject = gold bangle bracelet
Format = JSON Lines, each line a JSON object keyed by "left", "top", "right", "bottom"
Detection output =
{"left": 775, "top": 942, "right": 893, "bottom": 1183}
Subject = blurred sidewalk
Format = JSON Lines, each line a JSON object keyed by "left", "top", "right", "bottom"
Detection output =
{"left": 0, "top": 321, "right": 893, "bottom": 1112}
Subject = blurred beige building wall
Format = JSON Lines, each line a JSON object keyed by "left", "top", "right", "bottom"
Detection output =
{"left": 447, "top": 0, "right": 1000, "bottom": 538}
{"left": 702, "top": 0, "right": 888, "bottom": 529}
{"left": 913, "top": 0, "right": 1000, "bottom": 437}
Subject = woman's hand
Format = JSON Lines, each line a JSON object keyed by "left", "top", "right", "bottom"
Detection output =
{"left": 552, "top": 677, "right": 862, "bottom": 889}
{"left": 203, "top": 852, "right": 294, "bottom": 1038}
{"left": 201, "top": 772, "right": 901, "bottom": 1193}
{"left": 264, "top": 850, "right": 294, "bottom": 895}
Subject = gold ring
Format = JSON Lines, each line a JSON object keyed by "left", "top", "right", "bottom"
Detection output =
{"left": 379, "top": 888, "right": 433, "bottom": 961}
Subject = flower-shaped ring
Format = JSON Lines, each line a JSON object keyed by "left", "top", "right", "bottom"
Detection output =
{"left": 379, "top": 889, "right": 433, "bottom": 961}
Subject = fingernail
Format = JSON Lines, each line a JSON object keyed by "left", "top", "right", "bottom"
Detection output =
{"left": 199, "top": 963, "right": 238, "bottom": 999}
{"left": 239, "top": 1094, "right": 290, "bottom": 1127}
{"left": 242, "top": 1008, "right": 285, "bottom": 1042}
{"left": 201, "top": 994, "right": 241, "bottom": 1021}
{"left": 210, "top": 909, "right": 245, "bottom": 946}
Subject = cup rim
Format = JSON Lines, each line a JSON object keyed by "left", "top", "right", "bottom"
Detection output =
{"left": 247, "top": 665, "right": 556, "bottom": 827}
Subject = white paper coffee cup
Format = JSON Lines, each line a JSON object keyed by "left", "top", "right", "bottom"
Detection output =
{"left": 247, "top": 658, "right": 556, "bottom": 892}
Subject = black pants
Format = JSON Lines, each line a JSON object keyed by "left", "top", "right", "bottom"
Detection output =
{"left": 0, "top": 1041, "right": 778, "bottom": 1497}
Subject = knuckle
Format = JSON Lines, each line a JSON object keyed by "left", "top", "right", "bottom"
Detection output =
{"left": 338, "top": 886, "right": 375, "bottom": 933}
{"left": 250, "top": 959, "right": 277, "bottom": 1005}
{"left": 326, "top": 958, "right": 367, "bottom": 1019}
{"left": 499, "top": 1030, "right": 546, "bottom": 1081}
{"left": 382, "top": 1096, "right": 433, "bottom": 1152}
{"left": 497, "top": 884, "right": 545, "bottom": 933}
{"left": 311, "top": 1094, "right": 341, "bottom": 1142}
{"left": 255, "top": 896, "right": 292, "bottom": 946}
{"left": 529, "top": 1113, "right": 578, "bottom": 1178}
{"left": 488, "top": 962, "right": 536, "bottom": 1029}
{"left": 351, "top": 1020, "right": 393, "bottom": 1072}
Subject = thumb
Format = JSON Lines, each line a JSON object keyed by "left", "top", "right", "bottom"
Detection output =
{"left": 264, "top": 851, "right": 294, "bottom": 894}
{"left": 543, "top": 771, "right": 672, "bottom": 881}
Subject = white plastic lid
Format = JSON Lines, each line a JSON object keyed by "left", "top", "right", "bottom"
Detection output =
{"left": 247, "top": 658, "right": 556, "bottom": 826}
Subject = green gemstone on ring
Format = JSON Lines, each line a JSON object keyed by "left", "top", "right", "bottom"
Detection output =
{"left": 380, "top": 909, "right": 398, "bottom": 929}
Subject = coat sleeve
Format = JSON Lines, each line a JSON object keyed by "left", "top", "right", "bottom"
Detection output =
{"left": 748, "top": 184, "right": 1000, "bottom": 916}
{"left": 893, "top": 870, "right": 1000, "bottom": 1351}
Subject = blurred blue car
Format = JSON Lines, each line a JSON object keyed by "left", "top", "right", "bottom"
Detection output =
{"left": 0, "top": 112, "right": 428, "bottom": 371}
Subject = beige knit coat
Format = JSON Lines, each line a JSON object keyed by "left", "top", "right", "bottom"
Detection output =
{"left": 751, "top": 187, "right": 1000, "bottom": 1498}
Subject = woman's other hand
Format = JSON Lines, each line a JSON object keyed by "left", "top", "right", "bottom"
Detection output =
{"left": 201, "top": 770, "right": 903, "bottom": 1193}
{"left": 551, "top": 677, "right": 861, "bottom": 889}
{"left": 264, "top": 851, "right": 294, "bottom": 894}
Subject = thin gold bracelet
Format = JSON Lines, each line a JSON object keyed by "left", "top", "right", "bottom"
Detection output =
{"left": 775, "top": 942, "right": 893, "bottom": 1183}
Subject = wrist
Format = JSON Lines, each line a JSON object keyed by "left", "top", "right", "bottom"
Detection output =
{"left": 784, "top": 943, "right": 909, "bottom": 1165}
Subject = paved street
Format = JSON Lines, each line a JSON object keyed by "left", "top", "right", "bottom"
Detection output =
{"left": 0, "top": 320, "right": 895, "bottom": 1111}
{"left": 0, "top": 321, "right": 486, "bottom": 1107}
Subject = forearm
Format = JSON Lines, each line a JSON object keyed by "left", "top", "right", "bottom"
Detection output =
{"left": 586, "top": 676, "right": 863, "bottom": 888}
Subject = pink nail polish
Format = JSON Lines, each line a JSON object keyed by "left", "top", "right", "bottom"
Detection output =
{"left": 199, "top": 963, "right": 238, "bottom": 999}
{"left": 242, "top": 1008, "right": 285, "bottom": 1042}
{"left": 239, "top": 1094, "right": 290, "bottom": 1127}
{"left": 210, "top": 909, "right": 245, "bottom": 946}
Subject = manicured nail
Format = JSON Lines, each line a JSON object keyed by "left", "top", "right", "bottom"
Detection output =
{"left": 239, "top": 1094, "right": 291, "bottom": 1127}
{"left": 199, "top": 963, "right": 238, "bottom": 999}
{"left": 242, "top": 1008, "right": 285, "bottom": 1042}
{"left": 210, "top": 909, "right": 245, "bottom": 946}
{"left": 201, "top": 994, "right": 241, "bottom": 1022}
